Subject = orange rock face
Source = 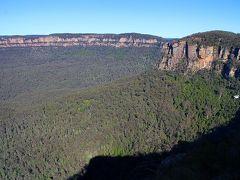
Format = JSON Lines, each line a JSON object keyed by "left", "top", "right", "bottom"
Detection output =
{"left": 158, "top": 40, "right": 237, "bottom": 72}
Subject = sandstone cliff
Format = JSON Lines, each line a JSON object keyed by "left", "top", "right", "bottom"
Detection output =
{"left": 0, "top": 33, "right": 162, "bottom": 48}
{"left": 158, "top": 31, "right": 240, "bottom": 78}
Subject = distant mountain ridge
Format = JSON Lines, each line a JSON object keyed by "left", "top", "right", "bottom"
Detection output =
{"left": 0, "top": 33, "right": 162, "bottom": 48}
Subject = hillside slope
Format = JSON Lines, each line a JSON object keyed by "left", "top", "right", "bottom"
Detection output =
{"left": 72, "top": 109, "right": 240, "bottom": 180}
{"left": 1, "top": 69, "right": 239, "bottom": 179}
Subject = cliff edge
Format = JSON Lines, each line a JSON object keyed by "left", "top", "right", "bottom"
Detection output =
{"left": 158, "top": 31, "right": 240, "bottom": 78}
{"left": 0, "top": 33, "right": 162, "bottom": 48}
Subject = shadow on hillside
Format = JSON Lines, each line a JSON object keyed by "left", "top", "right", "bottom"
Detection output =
{"left": 68, "top": 109, "right": 240, "bottom": 180}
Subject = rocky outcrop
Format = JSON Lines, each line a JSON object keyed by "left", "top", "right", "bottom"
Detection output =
{"left": 0, "top": 33, "right": 162, "bottom": 48}
{"left": 159, "top": 32, "right": 240, "bottom": 78}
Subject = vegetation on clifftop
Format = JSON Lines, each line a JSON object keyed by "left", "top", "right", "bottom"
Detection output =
{"left": 183, "top": 30, "right": 240, "bottom": 47}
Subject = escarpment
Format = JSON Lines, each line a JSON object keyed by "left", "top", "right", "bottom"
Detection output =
{"left": 159, "top": 31, "right": 240, "bottom": 78}
{"left": 0, "top": 33, "right": 162, "bottom": 48}
{"left": 1, "top": 31, "right": 239, "bottom": 78}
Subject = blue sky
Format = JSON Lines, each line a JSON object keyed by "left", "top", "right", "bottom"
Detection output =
{"left": 0, "top": 0, "right": 239, "bottom": 38}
